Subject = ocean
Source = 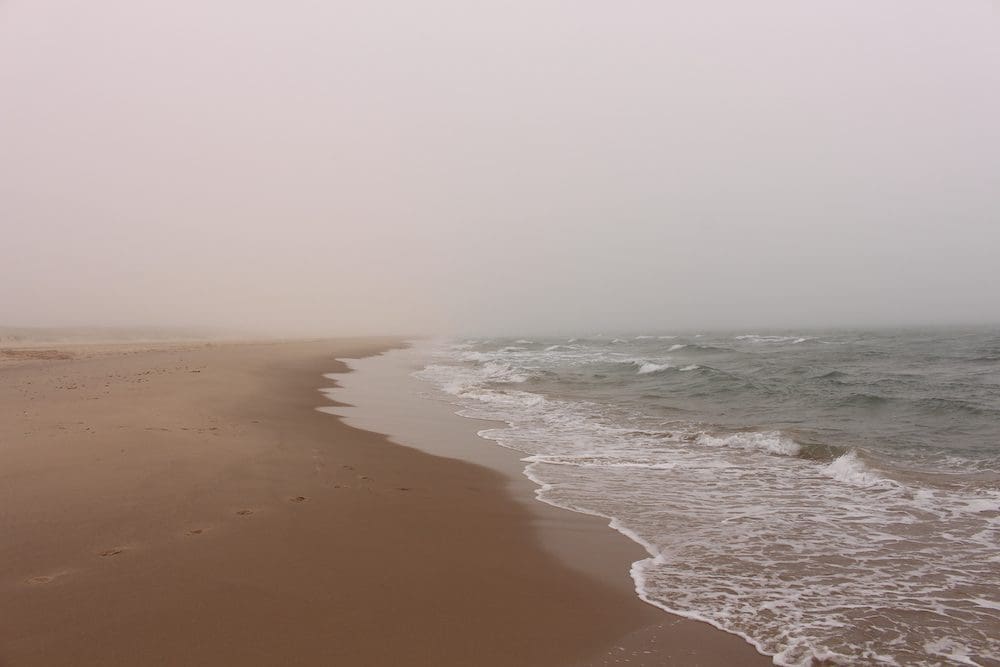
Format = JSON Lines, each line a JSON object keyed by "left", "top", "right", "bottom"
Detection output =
{"left": 414, "top": 328, "right": 1000, "bottom": 666}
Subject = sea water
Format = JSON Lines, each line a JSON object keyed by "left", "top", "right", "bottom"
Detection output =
{"left": 415, "top": 329, "right": 1000, "bottom": 666}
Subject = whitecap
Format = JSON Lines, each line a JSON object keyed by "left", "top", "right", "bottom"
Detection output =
{"left": 821, "top": 451, "right": 899, "bottom": 489}
{"left": 637, "top": 362, "right": 671, "bottom": 374}
{"left": 696, "top": 431, "right": 802, "bottom": 457}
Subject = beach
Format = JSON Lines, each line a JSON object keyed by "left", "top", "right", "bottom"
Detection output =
{"left": 0, "top": 338, "right": 767, "bottom": 666}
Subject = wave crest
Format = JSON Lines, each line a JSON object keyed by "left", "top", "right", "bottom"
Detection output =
{"left": 822, "top": 451, "right": 899, "bottom": 489}
{"left": 636, "top": 361, "right": 671, "bottom": 374}
{"left": 696, "top": 431, "right": 802, "bottom": 457}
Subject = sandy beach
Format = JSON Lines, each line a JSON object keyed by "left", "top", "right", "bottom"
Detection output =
{"left": 0, "top": 339, "right": 768, "bottom": 666}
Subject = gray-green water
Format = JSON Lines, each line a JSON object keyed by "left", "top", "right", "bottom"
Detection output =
{"left": 417, "top": 328, "right": 1000, "bottom": 666}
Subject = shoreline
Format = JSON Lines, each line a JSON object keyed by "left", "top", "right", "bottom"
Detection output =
{"left": 327, "top": 342, "right": 771, "bottom": 665}
{"left": 1, "top": 338, "right": 768, "bottom": 665}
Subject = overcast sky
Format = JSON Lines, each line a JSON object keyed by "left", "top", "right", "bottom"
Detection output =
{"left": 2, "top": 1, "right": 998, "bottom": 335}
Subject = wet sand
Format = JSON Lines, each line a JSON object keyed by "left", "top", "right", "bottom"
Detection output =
{"left": 0, "top": 339, "right": 769, "bottom": 666}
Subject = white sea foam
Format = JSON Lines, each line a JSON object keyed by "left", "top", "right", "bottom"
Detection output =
{"left": 821, "top": 451, "right": 899, "bottom": 488}
{"left": 458, "top": 350, "right": 498, "bottom": 363}
{"left": 524, "top": 453, "right": 678, "bottom": 471}
{"left": 636, "top": 361, "right": 671, "bottom": 374}
{"left": 696, "top": 431, "right": 802, "bottom": 456}
{"left": 421, "top": 361, "right": 530, "bottom": 398}
{"left": 680, "top": 364, "right": 699, "bottom": 371}
{"left": 970, "top": 597, "right": 1000, "bottom": 611}
{"left": 923, "top": 639, "right": 982, "bottom": 666}
{"left": 667, "top": 343, "right": 686, "bottom": 352}
{"left": 736, "top": 334, "right": 809, "bottom": 344}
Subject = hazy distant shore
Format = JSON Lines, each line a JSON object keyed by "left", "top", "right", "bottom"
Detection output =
{"left": 0, "top": 326, "right": 257, "bottom": 347}
{"left": 0, "top": 337, "right": 768, "bottom": 665}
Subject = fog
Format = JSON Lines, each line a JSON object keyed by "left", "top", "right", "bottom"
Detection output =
{"left": 2, "top": 1, "right": 998, "bottom": 336}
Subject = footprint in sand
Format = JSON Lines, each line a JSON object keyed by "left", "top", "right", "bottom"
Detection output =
{"left": 99, "top": 548, "right": 124, "bottom": 557}
{"left": 289, "top": 496, "right": 308, "bottom": 503}
{"left": 187, "top": 528, "right": 205, "bottom": 535}
{"left": 235, "top": 509, "right": 254, "bottom": 516}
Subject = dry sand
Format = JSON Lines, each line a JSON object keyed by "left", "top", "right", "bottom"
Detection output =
{"left": 0, "top": 339, "right": 769, "bottom": 666}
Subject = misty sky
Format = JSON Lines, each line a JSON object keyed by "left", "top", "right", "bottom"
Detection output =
{"left": 2, "top": 1, "right": 998, "bottom": 335}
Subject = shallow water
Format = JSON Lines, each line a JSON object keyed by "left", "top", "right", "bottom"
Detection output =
{"left": 416, "top": 328, "right": 1000, "bottom": 666}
